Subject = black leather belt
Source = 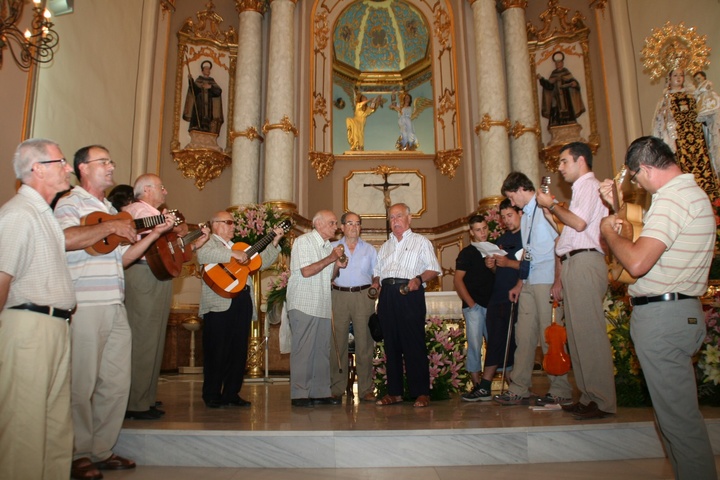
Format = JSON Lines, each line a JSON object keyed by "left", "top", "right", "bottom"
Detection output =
{"left": 9, "top": 303, "right": 74, "bottom": 321}
{"left": 560, "top": 248, "right": 597, "bottom": 263}
{"left": 630, "top": 293, "right": 697, "bottom": 307}
{"left": 382, "top": 278, "right": 409, "bottom": 286}
{"left": 332, "top": 284, "right": 371, "bottom": 292}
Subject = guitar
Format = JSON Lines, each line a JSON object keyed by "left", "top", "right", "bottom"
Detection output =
{"left": 145, "top": 223, "right": 207, "bottom": 281}
{"left": 608, "top": 167, "right": 644, "bottom": 284}
{"left": 202, "top": 219, "right": 292, "bottom": 298}
{"left": 543, "top": 300, "right": 571, "bottom": 376}
{"left": 81, "top": 209, "right": 181, "bottom": 256}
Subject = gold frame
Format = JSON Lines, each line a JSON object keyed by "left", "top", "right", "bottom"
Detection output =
{"left": 343, "top": 165, "right": 426, "bottom": 219}
{"left": 527, "top": 1, "right": 599, "bottom": 172}
{"left": 170, "top": 2, "right": 237, "bottom": 190}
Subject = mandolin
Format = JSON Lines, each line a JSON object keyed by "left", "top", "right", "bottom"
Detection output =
{"left": 543, "top": 300, "right": 571, "bottom": 376}
{"left": 202, "top": 219, "right": 292, "bottom": 298}
{"left": 608, "top": 167, "right": 643, "bottom": 284}
{"left": 145, "top": 223, "right": 207, "bottom": 280}
{"left": 81, "top": 209, "right": 181, "bottom": 256}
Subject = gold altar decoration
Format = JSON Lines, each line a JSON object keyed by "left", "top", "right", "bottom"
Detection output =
{"left": 229, "top": 126, "right": 264, "bottom": 142}
{"left": 435, "top": 149, "right": 462, "bottom": 179}
{"left": 309, "top": 151, "right": 335, "bottom": 180}
{"left": 262, "top": 115, "right": 299, "bottom": 137}
{"left": 234, "top": 0, "right": 267, "bottom": 14}
{"left": 510, "top": 121, "right": 541, "bottom": 139}
{"left": 474, "top": 114, "right": 511, "bottom": 134}
{"left": 173, "top": 148, "right": 232, "bottom": 191}
{"left": 641, "top": 21, "right": 710, "bottom": 82}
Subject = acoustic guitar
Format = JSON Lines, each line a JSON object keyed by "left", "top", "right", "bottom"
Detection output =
{"left": 608, "top": 167, "right": 644, "bottom": 284}
{"left": 145, "top": 223, "right": 207, "bottom": 281}
{"left": 81, "top": 209, "right": 181, "bottom": 256}
{"left": 202, "top": 219, "right": 292, "bottom": 298}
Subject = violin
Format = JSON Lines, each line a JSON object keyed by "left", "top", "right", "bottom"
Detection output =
{"left": 543, "top": 300, "right": 571, "bottom": 376}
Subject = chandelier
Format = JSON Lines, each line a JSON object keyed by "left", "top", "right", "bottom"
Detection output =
{"left": 0, "top": 0, "right": 59, "bottom": 71}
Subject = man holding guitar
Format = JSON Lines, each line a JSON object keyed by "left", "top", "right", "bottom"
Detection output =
{"left": 124, "top": 174, "right": 209, "bottom": 420}
{"left": 197, "top": 211, "right": 284, "bottom": 409}
{"left": 536, "top": 142, "right": 616, "bottom": 419}
{"left": 600, "top": 136, "right": 716, "bottom": 479}
{"left": 54, "top": 145, "right": 175, "bottom": 480}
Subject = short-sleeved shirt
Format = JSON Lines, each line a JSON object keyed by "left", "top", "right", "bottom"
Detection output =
{"left": 374, "top": 229, "right": 442, "bottom": 281}
{"left": 629, "top": 174, "right": 715, "bottom": 297}
{"left": 490, "top": 229, "right": 522, "bottom": 305}
{"left": 286, "top": 229, "right": 334, "bottom": 318}
{"left": 0, "top": 185, "right": 75, "bottom": 310}
{"left": 332, "top": 237, "right": 377, "bottom": 288}
{"left": 54, "top": 186, "right": 127, "bottom": 306}
{"left": 455, "top": 245, "right": 494, "bottom": 308}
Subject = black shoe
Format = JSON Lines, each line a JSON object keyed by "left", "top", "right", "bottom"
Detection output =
{"left": 149, "top": 406, "right": 165, "bottom": 416}
{"left": 291, "top": 398, "right": 314, "bottom": 407}
{"left": 226, "top": 398, "right": 251, "bottom": 407}
{"left": 125, "top": 410, "right": 160, "bottom": 420}
{"left": 572, "top": 401, "right": 612, "bottom": 420}
{"left": 154, "top": 400, "right": 163, "bottom": 407}
{"left": 311, "top": 396, "right": 342, "bottom": 405}
{"left": 205, "top": 400, "right": 225, "bottom": 409}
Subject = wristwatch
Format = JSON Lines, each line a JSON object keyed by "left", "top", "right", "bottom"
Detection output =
{"left": 415, "top": 275, "right": 423, "bottom": 283}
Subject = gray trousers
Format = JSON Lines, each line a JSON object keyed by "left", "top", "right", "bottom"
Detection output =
{"left": 288, "top": 309, "right": 332, "bottom": 399}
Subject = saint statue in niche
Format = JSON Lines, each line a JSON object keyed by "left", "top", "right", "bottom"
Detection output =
{"left": 183, "top": 60, "right": 224, "bottom": 135}
{"left": 537, "top": 51, "right": 585, "bottom": 128}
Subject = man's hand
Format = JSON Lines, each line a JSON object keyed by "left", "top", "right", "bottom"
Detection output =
{"left": 509, "top": 281, "right": 522, "bottom": 303}
{"left": 599, "top": 179, "right": 616, "bottom": 207}
{"left": 108, "top": 218, "right": 137, "bottom": 244}
{"left": 231, "top": 250, "right": 249, "bottom": 263}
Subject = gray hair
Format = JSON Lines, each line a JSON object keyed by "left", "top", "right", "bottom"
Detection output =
{"left": 13, "top": 138, "right": 59, "bottom": 181}
{"left": 133, "top": 173, "right": 160, "bottom": 199}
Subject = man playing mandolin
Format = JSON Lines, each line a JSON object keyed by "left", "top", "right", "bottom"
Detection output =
{"left": 197, "top": 211, "right": 285, "bottom": 408}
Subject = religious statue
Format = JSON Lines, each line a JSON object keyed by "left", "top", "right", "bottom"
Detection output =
{"left": 183, "top": 60, "right": 224, "bottom": 134}
{"left": 537, "top": 51, "right": 586, "bottom": 128}
{"left": 693, "top": 71, "right": 720, "bottom": 175}
{"left": 346, "top": 92, "right": 381, "bottom": 151}
{"left": 389, "top": 92, "right": 432, "bottom": 151}
{"left": 653, "top": 68, "right": 719, "bottom": 200}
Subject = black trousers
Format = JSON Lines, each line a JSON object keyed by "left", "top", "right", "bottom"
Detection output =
{"left": 202, "top": 288, "right": 253, "bottom": 403}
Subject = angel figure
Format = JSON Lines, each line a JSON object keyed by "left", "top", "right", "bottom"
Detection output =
{"left": 346, "top": 92, "right": 382, "bottom": 151}
{"left": 390, "top": 92, "right": 432, "bottom": 151}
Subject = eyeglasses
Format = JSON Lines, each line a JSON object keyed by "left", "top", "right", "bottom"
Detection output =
{"left": 84, "top": 158, "right": 115, "bottom": 167}
{"left": 212, "top": 220, "right": 234, "bottom": 225}
{"left": 38, "top": 158, "right": 67, "bottom": 166}
{"left": 628, "top": 168, "right": 640, "bottom": 185}
{"left": 149, "top": 184, "right": 166, "bottom": 191}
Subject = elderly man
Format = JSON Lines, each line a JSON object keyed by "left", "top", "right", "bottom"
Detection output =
{"left": 286, "top": 210, "right": 346, "bottom": 407}
{"left": 124, "top": 174, "right": 208, "bottom": 419}
{"left": 600, "top": 136, "right": 717, "bottom": 479}
{"left": 330, "top": 212, "right": 378, "bottom": 402}
{"left": 371, "top": 203, "right": 441, "bottom": 408}
{"left": 0, "top": 139, "right": 75, "bottom": 480}
{"left": 55, "top": 145, "right": 175, "bottom": 480}
{"left": 197, "top": 210, "right": 283, "bottom": 408}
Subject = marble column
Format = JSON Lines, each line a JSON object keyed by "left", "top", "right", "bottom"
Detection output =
{"left": 231, "top": 0, "right": 267, "bottom": 206}
{"left": 262, "top": 0, "right": 298, "bottom": 204}
{"left": 470, "top": 0, "right": 511, "bottom": 198}
{"left": 500, "top": 0, "right": 540, "bottom": 182}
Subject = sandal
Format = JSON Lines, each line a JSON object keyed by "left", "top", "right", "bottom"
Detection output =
{"left": 376, "top": 395, "right": 403, "bottom": 406}
{"left": 413, "top": 395, "right": 430, "bottom": 408}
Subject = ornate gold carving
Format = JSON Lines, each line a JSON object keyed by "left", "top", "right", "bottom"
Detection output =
{"left": 234, "top": 0, "right": 267, "bottom": 15}
{"left": 589, "top": 0, "right": 607, "bottom": 14}
{"left": 160, "top": 0, "right": 176, "bottom": 15}
{"left": 229, "top": 126, "right": 264, "bottom": 142}
{"left": 477, "top": 196, "right": 505, "bottom": 213}
{"left": 437, "top": 88, "right": 457, "bottom": 131}
{"left": 641, "top": 22, "right": 710, "bottom": 82}
{"left": 474, "top": 114, "right": 511, "bottom": 134}
{"left": 313, "top": 93, "right": 330, "bottom": 125}
{"left": 527, "top": 0, "right": 586, "bottom": 42}
{"left": 179, "top": 1, "right": 238, "bottom": 45}
{"left": 433, "top": 7, "right": 451, "bottom": 53}
{"left": 435, "top": 148, "right": 462, "bottom": 179}
{"left": 510, "top": 121, "right": 541, "bottom": 139}
{"left": 262, "top": 115, "right": 299, "bottom": 137}
{"left": 498, "top": 0, "right": 527, "bottom": 13}
{"left": 309, "top": 151, "right": 335, "bottom": 180}
{"left": 172, "top": 148, "right": 232, "bottom": 190}
{"left": 314, "top": 11, "right": 329, "bottom": 53}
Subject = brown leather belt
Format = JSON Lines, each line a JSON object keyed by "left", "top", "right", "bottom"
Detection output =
{"left": 332, "top": 284, "right": 371, "bottom": 293}
{"left": 560, "top": 248, "right": 597, "bottom": 263}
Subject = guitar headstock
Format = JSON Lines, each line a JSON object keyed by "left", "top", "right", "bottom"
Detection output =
{"left": 278, "top": 219, "right": 292, "bottom": 233}
{"left": 167, "top": 209, "right": 185, "bottom": 227}
{"left": 611, "top": 167, "right": 627, "bottom": 213}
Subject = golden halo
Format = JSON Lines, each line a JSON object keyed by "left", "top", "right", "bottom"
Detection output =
{"left": 641, "top": 21, "right": 710, "bottom": 82}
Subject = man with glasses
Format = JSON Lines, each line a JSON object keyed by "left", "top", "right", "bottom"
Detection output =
{"left": 287, "top": 210, "right": 346, "bottom": 407}
{"left": 0, "top": 139, "right": 76, "bottom": 479}
{"left": 330, "top": 212, "right": 378, "bottom": 402}
{"left": 55, "top": 145, "right": 175, "bottom": 480}
{"left": 196, "top": 211, "right": 283, "bottom": 408}
{"left": 124, "top": 174, "right": 209, "bottom": 419}
{"left": 600, "top": 136, "right": 717, "bottom": 479}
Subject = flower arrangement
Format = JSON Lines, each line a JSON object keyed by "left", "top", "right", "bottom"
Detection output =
{"left": 373, "top": 316, "right": 469, "bottom": 401}
{"left": 479, "top": 204, "right": 504, "bottom": 242}
{"left": 604, "top": 282, "right": 651, "bottom": 406}
{"left": 231, "top": 203, "right": 291, "bottom": 256}
{"left": 698, "top": 293, "right": 720, "bottom": 405}
{"left": 265, "top": 268, "right": 290, "bottom": 314}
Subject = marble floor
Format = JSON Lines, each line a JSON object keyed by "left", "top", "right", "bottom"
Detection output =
{"left": 110, "top": 373, "right": 720, "bottom": 477}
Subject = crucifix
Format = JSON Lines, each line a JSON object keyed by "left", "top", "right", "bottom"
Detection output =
{"left": 364, "top": 172, "right": 410, "bottom": 236}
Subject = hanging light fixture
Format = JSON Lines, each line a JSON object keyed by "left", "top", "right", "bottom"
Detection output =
{"left": 0, "top": 0, "right": 59, "bottom": 71}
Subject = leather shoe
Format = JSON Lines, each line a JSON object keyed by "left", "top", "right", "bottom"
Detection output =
{"left": 205, "top": 400, "right": 225, "bottom": 408}
{"left": 561, "top": 402, "right": 584, "bottom": 413}
{"left": 572, "top": 401, "right": 611, "bottom": 420}
{"left": 125, "top": 409, "right": 160, "bottom": 420}
{"left": 95, "top": 454, "right": 136, "bottom": 471}
{"left": 311, "top": 396, "right": 342, "bottom": 405}
{"left": 150, "top": 405, "right": 165, "bottom": 416}
{"left": 291, "top": 398, "right": 314, "bottom": 407}
{"left": 71, "top": 457, "right": 103, "bottom": 480}
{"left": 361, "top": 392, "right": 376, "bottom": 402}
{"left": 226, "top": 397, "right": 251, "bottom": 407}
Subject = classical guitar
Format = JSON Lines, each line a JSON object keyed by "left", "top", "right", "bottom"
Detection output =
{"left": 146, "top": 223, "right": 207, "bottom": 281}
{"left": 543, "top": 300, "right": 571, "bottom": 376}
{"left": 202, "top": 219, "right": 292, "bottom": 298}
{"left": 608, "top": 167, "right": 644, "bottom": 284}
{"left": 81, "top": 209, "right": 181, "bottom": 256}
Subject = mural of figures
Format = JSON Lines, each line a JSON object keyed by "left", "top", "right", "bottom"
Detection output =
{"left": 653, "top": 68, "right": 719, "bottom": 201}
{"left": 183, "top": 60, "right": 224, "bottom": 134}
{"left": 537, "top": 51, "right": 586, "bottom": 128}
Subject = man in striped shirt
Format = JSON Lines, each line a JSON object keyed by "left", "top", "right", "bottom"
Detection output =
{"left": 600, "top": 136, "right": 717, "bottom": 480}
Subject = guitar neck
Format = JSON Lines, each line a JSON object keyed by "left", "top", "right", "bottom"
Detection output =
{"left": 245, "top": 231, "right": 277, "bottom": 257}
{"left": 179, "top": 227, "right": 205, "bottom": 248}
{"left": 135, "top": 214, "right": 167, "bottom": 230}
